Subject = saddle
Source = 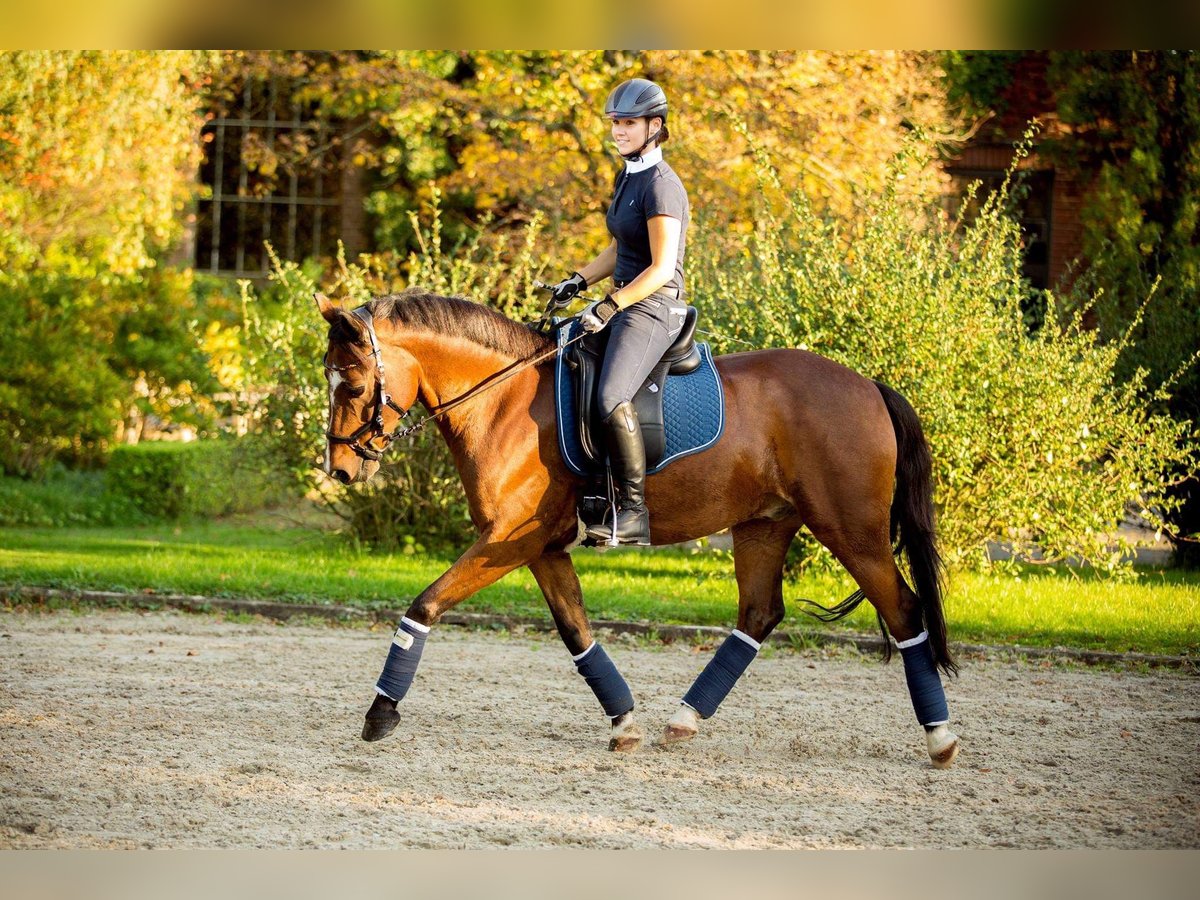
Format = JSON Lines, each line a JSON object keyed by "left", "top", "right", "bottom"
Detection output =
{"left": 569, "top": 307, "right": 702, "bottom": 469}
{"left": 554, "top": 308, "right": 725, "bottom": 478}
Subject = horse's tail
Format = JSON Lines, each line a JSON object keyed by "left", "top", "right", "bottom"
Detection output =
{"left": 795, "top": 380, "right": 955, "bottom": 675}
{"left": 873, "top": 380, "right": 955, "bottom": 676}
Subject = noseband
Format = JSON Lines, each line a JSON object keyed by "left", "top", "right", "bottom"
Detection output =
{"left": 324, "top": 307, "right": 416, "bottom": 462}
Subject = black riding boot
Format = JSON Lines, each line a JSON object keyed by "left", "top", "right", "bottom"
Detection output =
{"left": 587, "top": 400, "right": 651, "bottom": 546}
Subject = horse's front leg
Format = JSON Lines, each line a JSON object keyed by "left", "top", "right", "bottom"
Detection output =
{"left": 529, "top": 550, "right": 643, "bottom": 752}
{"left": 362, "top": 531, "right": 535, "bottom": 742}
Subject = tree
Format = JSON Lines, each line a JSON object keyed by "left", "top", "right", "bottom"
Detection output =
{"left": 0, "top": 51, "right": 207, "bottom": 274}
{"left": 207, "top": 52, "right": 963, "bottom": 265}
{"left": 943, "top": 51, "right": 1200, "bottom": 561}
{"left": 437, "top": 51, "right": 962, "bottom": 256}
{"left": 0, "top": 52, "right": 217, "bottom": 475}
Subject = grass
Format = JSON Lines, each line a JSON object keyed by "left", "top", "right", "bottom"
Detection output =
{"left": 0, "top": 519, "right": 1197, "bottom": 657}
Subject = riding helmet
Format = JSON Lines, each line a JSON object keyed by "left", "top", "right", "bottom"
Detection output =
{"left": 604, "top": 78, "right": 668, "bottom": 122}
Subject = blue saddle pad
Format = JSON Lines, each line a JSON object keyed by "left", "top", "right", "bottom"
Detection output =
{"left": 554, "top": 321, "right": 726, "bottom": 477}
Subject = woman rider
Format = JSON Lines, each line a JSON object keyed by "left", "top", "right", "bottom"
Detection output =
{"left": 548, "top": 77, "right": 690, "bottom": 546}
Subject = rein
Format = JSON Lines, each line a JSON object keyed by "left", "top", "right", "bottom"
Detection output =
{"left": 326, "top": 306, "right": 584, "bottom": 461}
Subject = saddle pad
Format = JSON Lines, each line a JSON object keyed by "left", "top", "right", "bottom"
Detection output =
{"left": 554, "top": 321, "right": 726, "bottom": 477}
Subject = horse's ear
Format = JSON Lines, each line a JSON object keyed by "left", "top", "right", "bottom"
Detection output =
{"left": 314, "top": 292, "right": 337, "bottom": 323}
{"left": 315, "top": 293, "right": 368, "bottom": 345}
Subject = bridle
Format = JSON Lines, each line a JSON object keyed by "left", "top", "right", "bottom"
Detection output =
{"left": 324, "top": 307, "right": 419, "bottom": 462}
{"left": 324, "top": 304, "right": 585, "bottom": 463}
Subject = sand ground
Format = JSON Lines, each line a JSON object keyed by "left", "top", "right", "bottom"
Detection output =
{"left": 1, "top": 607, "right": 1196, "bottom": 849}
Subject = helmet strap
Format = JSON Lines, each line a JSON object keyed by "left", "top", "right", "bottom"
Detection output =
{"left": 621, "top": 127, "right": 664, "bottom": 161}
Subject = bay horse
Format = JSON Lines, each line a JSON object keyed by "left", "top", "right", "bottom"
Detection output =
{"left": 317, "top": 288, "right": 960, "bottom": 768}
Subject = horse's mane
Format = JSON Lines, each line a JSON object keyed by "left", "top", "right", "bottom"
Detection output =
{"left": 350, "top": 288, "right": 553, "bottom": 359}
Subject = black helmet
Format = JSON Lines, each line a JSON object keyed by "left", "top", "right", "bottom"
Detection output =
{"left": 604, "top": 78, "right": 668, "bottom": 122}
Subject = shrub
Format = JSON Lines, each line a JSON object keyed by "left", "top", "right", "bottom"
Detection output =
{"left": 0, "top": 468, "right": 148, "bottom": 527}
{"left": 238, "top": 155, "right": 1197, "bottom": 569}
{"left": 0, "top": 272, "right": 127, "bottom": 477}
{"left": 692, "top": 137, "right": 1198, "bottom": 571}
{"left": 104, "top": 437, "right": 292, "bottom": 520}
{"left": 0, "top": 267, "right": 224, "bottom": 478}
{"left": 329, "top": 429, "right": 477, "bottom": 554}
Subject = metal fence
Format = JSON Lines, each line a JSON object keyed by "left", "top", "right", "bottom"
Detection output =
{"left": 196, "top": 78, "right": 343, "bottom": 278}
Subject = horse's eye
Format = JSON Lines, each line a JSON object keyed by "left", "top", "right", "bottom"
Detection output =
{"left": 342, "top": 384, "right": 367, "bottom": 398}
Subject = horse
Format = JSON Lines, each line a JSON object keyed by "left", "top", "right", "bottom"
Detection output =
{"left": 316, "top": 288, "right": 960, "bottom": 768}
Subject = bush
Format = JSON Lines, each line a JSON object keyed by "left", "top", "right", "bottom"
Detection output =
{"left": 0, "top": 267, "right": 224, "bottom": 478}
{"left": 693, "top": 137, "right": 1198, "bottom": 571}
{"left": 238, "top": 157, "right": 1197, "bottom": 569}
{"left": 328, "top": 428, "right": 477, "bottom": 554}
{"left": 0, "top": 272, "right": 127, "bottom": 477}
{"left": 104, "top": 437, "right": 293, "bottom": 520}
{"left": 0, "top": 468, "right": 149, "bottom": 527}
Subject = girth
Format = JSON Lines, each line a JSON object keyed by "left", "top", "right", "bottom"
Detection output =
{"left": 567, "top": 306, "right": 701, "bottom": 468}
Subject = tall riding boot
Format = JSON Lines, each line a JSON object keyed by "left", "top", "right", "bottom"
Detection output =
{"left": 587, "top": 400, "right": 651, "bottom": 546}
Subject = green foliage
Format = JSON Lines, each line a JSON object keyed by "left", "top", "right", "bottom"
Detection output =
{"left": 0, "top": 271, "right": 127, "bottom": 476}
{"left": 104, "top": 438, "right": 292, "bottom": 520}
{"left": 234, "top": 253, "right": 333, "bottom": 493}
{"left": 0, "top": 52, "right": 223, "bottom": 478}
{"left": 694, "top": 137, "right": 1198, "bottom": 571}
{"left": 0, "top": 268, "right": 222, "bottom": 477}
{"left": 0, "top": 51, "right": 208, "bottom": 275}
{"left": 332, "top": 442, "right": 476, "bottom": 554}
{"left": 238, "top": 154, "right": 1197, "bottom": 569}
{"left": 0, "top": 469, "right": 148, "bottom": 527}
{"left": 1044, "top": 52, "right": 1200, "bottom": 413}
{"left": 942, "top": 50, "right": 1200, "bottom": 560}
{"left": 940, "top": 52, "right": 1023, "bottom": 119}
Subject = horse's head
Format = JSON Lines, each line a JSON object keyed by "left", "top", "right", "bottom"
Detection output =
{"left": 316, "top": 293, "right": 420, "bottom": 485}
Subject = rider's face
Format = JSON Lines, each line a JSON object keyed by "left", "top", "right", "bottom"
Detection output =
{"left": 610, "top": 116, "right": 660, "bottom": 154}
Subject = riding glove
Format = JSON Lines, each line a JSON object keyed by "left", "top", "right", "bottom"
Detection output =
{"left": 580, "top": 296, "right": 621, "bottom": 333}
{"left": 550, "top": 272, "right": 587, "bottom": 308}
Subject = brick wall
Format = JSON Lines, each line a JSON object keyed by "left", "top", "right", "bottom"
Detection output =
{"left": 945, "top": 142, "right": 1086, "bottom": 289}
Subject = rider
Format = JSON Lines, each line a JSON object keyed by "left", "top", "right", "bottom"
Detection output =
{"left": 549, "top": 77, "right": 691, "bottom": 546}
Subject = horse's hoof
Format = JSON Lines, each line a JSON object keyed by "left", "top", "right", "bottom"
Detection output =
{"left": 660, "top": 724, "right": 697, "bottom": 745}
{"left": 609, "top": 729, "right": 643, "bottom": 753}
{"left": 660, "top": 704, "right": 700, "bottom": 746}
{"left": 361, "top": 708, "right": 401, "bottom": 742}
{"left": 926, "top": 724, "right": 960, "bottom": 769}
{"left": 609, "top": 713, "right": 643, "bottom": 753}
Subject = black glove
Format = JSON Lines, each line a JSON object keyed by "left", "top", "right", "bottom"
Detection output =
{"left": 579, "top": 295, "right": 621, "bottom": 333}
{"left": 549, "top": 272, "right": 587, "bottom": 308}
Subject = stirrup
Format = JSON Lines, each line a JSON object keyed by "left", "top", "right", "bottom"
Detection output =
{"left": 587, "top": 508, "right": 650, "bottom": 547}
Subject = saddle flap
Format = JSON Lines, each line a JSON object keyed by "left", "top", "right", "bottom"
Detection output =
{"left": 555, "top": 316, "right": 725, "bottom": 478}
{"left": 569, "top": 335, "right": 605, "bottom": 461}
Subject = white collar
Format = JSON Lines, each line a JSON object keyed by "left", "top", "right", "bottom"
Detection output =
{"left": 624, "top": 146, "right": 663, "bottom": 174}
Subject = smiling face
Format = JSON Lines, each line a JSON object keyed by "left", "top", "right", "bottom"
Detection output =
{"left": 610, "top": 115, "right": 662, "bottom": 155}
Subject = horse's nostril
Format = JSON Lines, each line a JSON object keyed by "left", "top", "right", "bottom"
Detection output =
{"left": 332, "top": 468, "right": 352, "bottom": 485}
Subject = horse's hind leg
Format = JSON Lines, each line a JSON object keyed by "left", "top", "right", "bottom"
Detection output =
{"left": 812, "top": 524, "right": 959, "bottom": 769}
{"left": 529, "top": 550, "right": 642, "bottom": 752}
{"left": 663, "top": 517, "right": 799, "bottom": 745}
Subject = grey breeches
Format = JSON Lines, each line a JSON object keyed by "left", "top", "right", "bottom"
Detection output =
{"left": 596, "top": 296, "right": 688, "bottom": 419}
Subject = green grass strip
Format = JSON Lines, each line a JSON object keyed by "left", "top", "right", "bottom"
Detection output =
{"left": 0, "top": 523, "right": 1196, "bottom": 656}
